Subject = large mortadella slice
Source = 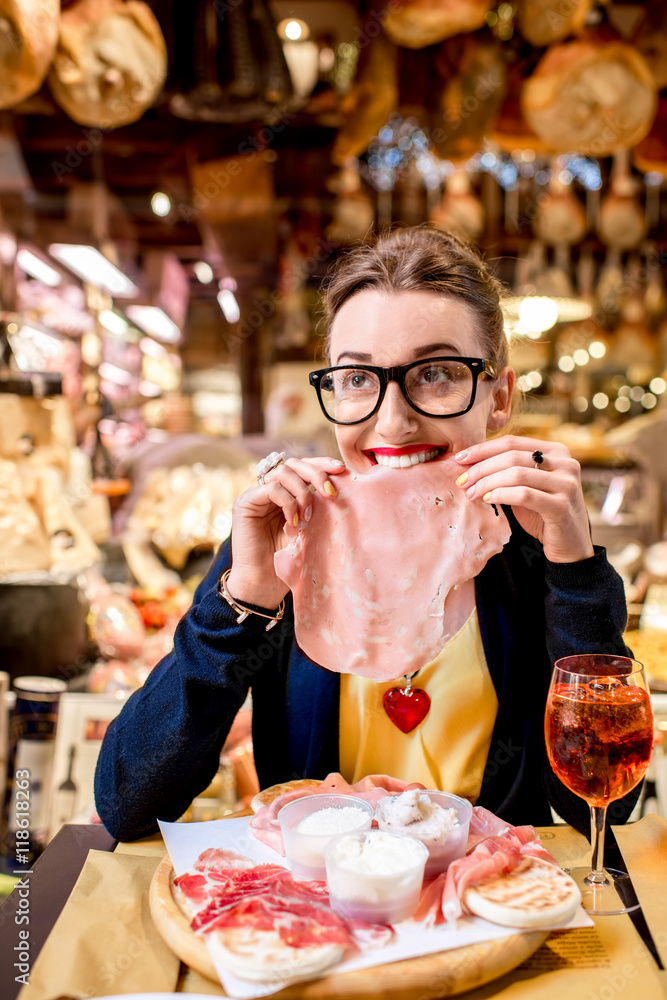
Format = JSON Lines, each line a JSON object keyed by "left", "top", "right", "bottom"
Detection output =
{"left": 274, "top": 458, "right": 511, "bottom": 681}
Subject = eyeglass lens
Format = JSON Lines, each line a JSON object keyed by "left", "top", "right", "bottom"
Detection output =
{"left": 319, "top": 360, "right": 476, "bottom": 422}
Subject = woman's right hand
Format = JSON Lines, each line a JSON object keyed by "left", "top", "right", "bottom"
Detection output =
{"left": 226, "top": 456, "right": 346, "bottom": 609}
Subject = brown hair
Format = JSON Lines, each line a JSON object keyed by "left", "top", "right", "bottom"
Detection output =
{"left": 322, "top": 225, "right": 508, "bottom": 371}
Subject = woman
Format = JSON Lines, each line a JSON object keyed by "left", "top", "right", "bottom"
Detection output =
{"left": 94, "top": 227, "right": 634, "bottom": 840}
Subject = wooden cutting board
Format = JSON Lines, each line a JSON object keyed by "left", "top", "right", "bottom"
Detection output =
{"left": 149, "top": 855, "right": 548, "bottom": 998}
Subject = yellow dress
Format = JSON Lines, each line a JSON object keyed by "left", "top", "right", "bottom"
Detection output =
{"left": 339, "top": 608, "right": 498, "bottom": 802}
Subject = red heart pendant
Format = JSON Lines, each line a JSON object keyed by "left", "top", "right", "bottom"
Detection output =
{"left": 382, "top": 687, "right": 431, "bottom": 733}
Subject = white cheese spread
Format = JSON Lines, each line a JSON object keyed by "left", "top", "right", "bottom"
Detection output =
{"left": 375, "top": 790, "right": 460, "bottom": 845}
{"left": 296, "top": 805, "right": 370, "bottom": 836}
{"left": 326, "top": 830, "right": 426, "bottom": 875}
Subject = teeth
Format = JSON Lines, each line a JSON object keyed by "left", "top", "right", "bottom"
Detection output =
{"left": 374, "top": 449, "right": 441, "bottom": 468}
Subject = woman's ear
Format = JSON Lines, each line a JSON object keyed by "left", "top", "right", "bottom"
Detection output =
{"left": 486, "top": 367, "right": 515, "bottom": 430}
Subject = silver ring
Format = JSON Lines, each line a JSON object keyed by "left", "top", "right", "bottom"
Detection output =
{"left": 532, "top": 449, "right": 545, "bottom": 469}
{"left": 256, "top": 450, "right": 285, "bottom": 485}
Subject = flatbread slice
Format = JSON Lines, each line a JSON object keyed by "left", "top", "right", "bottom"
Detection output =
{"left": 463, "top": 857, "right": 582, "bottom": 928}
{"left": 207, "top": 925, "right": 343, "bottom": 983}
{"left": 250, "top": 778, "right": 322, "bottom": 813}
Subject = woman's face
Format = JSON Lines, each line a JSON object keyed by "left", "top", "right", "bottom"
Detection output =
{"left": 328, "top": 289, "right": 514, "bottom": 474}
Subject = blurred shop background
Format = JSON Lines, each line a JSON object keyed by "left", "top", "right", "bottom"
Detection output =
{"left": 2, "top": 0, "right": 667, "bottom": 862}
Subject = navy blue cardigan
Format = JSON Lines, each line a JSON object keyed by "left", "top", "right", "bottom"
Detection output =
{"left": 94, "top": 509, "right": 638, "bottom": 841}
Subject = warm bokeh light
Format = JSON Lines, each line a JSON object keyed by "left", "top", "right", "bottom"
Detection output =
{"left": 151, "top": 191, "right": 171, "bottom": 217}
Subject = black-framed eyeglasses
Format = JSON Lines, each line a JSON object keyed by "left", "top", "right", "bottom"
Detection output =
{"left": 309, "top": 356, "right": 497, "bottom": 426}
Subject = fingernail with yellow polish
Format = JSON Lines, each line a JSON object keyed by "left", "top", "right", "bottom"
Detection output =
{"left": 456, "top": 472, "right": 468, "bottom": 487}
{"left": 324, "top": 481, "right": 336, "bottom": 496}
{"left": 293, "top": 513, "right": 300, "bottom": 527}
{"left": 483, "top": 492, "right": 492, "bottom": 502}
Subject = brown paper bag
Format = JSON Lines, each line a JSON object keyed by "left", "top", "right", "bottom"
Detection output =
{"left": 18, "top": 850, "right": 179, "bottom": 1000}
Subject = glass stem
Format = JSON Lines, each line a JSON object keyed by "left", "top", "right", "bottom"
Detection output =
{"left": 587, "top": 804, "right": 609, "bottom": 886}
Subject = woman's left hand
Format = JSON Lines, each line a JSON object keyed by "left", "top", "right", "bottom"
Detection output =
{"left": 454, "top": 436, "right": 594, "bottom": 564}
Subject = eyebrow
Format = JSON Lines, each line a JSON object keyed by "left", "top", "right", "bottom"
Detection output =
{"left": 335, "top": 342, "right": 462, "bottom": 365}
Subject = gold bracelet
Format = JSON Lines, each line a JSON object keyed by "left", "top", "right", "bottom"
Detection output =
{"left": 217, "top": 568, "right": 285, "bottom": 632}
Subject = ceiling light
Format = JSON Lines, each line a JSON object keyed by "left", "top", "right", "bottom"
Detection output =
{"left": 558, "top": 356, "right": 575, "bottom": 373}
{"left": 592, "top": 393, "right": 609, "bottom": 410}
{"left": 642, "top": 392, "right": 657, "bottom": 409}
{"left": 588, "top": 341, "right": 606, "bottom": 359}
{"left": 518, "top": 296, "right": 559, "bottom": 333}
{"left": 573, "top": 349, "right": 589, "bottom": 366}
{"left": 0, "top": 232, "right": 16, "bottom": 265}
{"left": 615, "top": 397, "right": 631, "bottom": 413}
{"left": 98, "top": 362, "right": 132, "bottom": 386}
{"left": 193, "top": 261, "right": 214, "bottom": 284}
{"left": 49, "top": 244, "right": 138, "bottom": 298}
{"left": 17, "top": 249, "right": 61, "bottom": 287}
{"left": 99, "top": 310, "right": 129, "bottom": 336}
{"left": 278, "top": 17, "right": 309, "bottom": 41}
{"left": 126, "top": 306, "right": 180, "bottom": 343}
{"left": 139, "top": 380, "right": 162, "bottom": 397}
{"left": 650, "top": 377, "right": 666, "bottom": 395}
{"left": 139, "top": 336, "right": 167, "bottom": 358}
{"left": 217, "top": 288, "right": 240, "bottom": 324}
{"left": 151, "top": 191, "right": 171, "bottom": 217}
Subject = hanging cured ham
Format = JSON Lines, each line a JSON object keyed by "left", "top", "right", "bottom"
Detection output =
{"left": 332, "top": 31, "right": 397, "bottom": 166}
{"left": 632, "top": 0, "right": 667, "bottom": 91}
{"left": 430, "top": 171, "right": 484, "bottom": 240}
{"left": 274, "top": 459, "right": 510, "bottom": 682}
{"left": 515, "top": 0, "right": 593, "bottom": 48}
{"left": 48, "top": 0, "right": 167, "bottom": 127}
{"left": 431, "top": 33, "right": 506, "bottom": 163}
{"left": 491, "top": 63, "right": 552, "bottom": 155}
{"left": 383, "top": 0, "right": 492, "bottom": 49}
{"left": 521, "top": 37, "right": 657, "bottom": 157}
{"left": 533, "top": 166, "right": 587, "bottom": 247}
{"left": 597, "top": 151, "right": 647, "bottom": 251}
{"left": 0, "top": 0, "right": 59, "bottom": 109}
{"left": 633, "top": 99, "right": 667, "bottom": 177}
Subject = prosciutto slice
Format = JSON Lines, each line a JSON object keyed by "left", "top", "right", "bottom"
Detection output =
{"left": 274, "top": 458, "right": 511, "bottom": 681}
{"left": 413, "top": 810, "right": 559, "bottom": 927}
{"left": 174, "top": 849, "right": 393, "bottom": 951}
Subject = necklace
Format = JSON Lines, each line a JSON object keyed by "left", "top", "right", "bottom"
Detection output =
{"left": 382, "top": 670, "right": 431, "bottom": 733}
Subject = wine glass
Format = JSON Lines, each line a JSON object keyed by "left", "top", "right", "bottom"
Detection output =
{"left": 544, "top": 653, "right": 653, "bottom": 915}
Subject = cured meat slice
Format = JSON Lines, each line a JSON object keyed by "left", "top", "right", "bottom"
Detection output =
{"left": 174, "top": 848, "right": 393, "bottom": 982}
{"left": 250, "top": 772, "right": 426, "bottom": 853}
{"left": 521, "top": 36, "right": 657, "bottom": 156}
{"left": 193, "top": 848, "right": 257, "bottom": 874}
{"left": 274, "top": 459, "right": 510, "bottom": 681}
{"left": 413, "top": 812, "right": 558, "bottom": 926}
